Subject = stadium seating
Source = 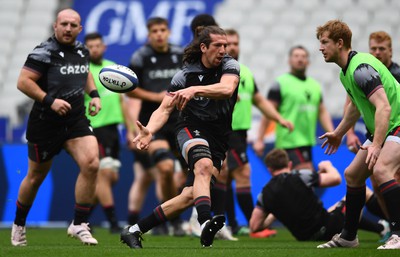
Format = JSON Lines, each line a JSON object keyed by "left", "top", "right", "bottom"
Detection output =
{"left": 214, "top": 0, "right": 400, "bottom": 119}
{"left": 0, "top": 0, "right": 57, "bottom": 130}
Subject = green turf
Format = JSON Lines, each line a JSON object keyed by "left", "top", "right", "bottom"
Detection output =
{"left": 0, "top": 227, "right": 398, "bottom": 257}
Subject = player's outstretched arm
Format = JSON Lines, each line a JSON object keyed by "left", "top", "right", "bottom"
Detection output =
{"left": 343, "top": 96, "right": 361, "bottom": 153}
{"left": 317, "top": 160, "right": 342, "bottom": 187}
{"left": 126, "top": 87, "right": 166, "bottom": 103}
{"left": 319, "top": 101, "right": 360, "bottom": 155}
{"left": 134, "top": 94, "right": 175, "bottom": 149}
{"left": 169, "top": 74, "right": 239, "bottom": 111}
{"left": 318, "top": 102, "right": 334, "bottom": 132}
{"left": 250, "top": 207, "right": 276, "bottom": 233}
{"left": 133, "top": 120, "right": 152, "bottom": 150}
{"left": 253, "top": 117, "right": 269, "bottom": 157}
{"left": 253, "top": 92, "right": 294, "bottom": 132}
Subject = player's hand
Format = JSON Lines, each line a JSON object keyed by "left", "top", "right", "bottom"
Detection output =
{"left": 169, "top": 87, "right": 196, "bottom": 110}
{"left": 51, "top": 98, "right": 72, "bottom": 116}
{"left": 279, "top": 119, "right": 294, "bottom": 132}
{"left": 252, "top": 140, "right": 265, "bottom": 157}
{"left": 346, "top": 131, "right": 361, "bottom": 154}
{"left": 132, "top": 120, "right": 152, "bottom": 150}
{"left": 88, "top": 97, "right": 101, "bottom": 116}
{"left": 360, "top": 144, "right": 381, "bottom": 170}
{"left": 317, "top": 160, "right": 333, "bottom": 173}
{"left": 319, "top": 131, "right": 342, "bottom": 155}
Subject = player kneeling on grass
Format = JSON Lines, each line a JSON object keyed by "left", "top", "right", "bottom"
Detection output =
{"left": 249, "top": 149, "right": 390, "bottom": 243}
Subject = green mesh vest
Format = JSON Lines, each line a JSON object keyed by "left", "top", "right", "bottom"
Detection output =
{"left": 231, "top": 64, "right": 254, "bottom": 130}
{"left": 84, "top": 59, "right": 124, "bottom": 128}
{"left": 340, "top": 52, "right": 400, "bottom": 135}
{"left": 275, "top": 73, "right": 322, "bottom": 148}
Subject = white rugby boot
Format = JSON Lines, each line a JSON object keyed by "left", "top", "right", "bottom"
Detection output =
{"left": 67, "top": 222, "right": 98, "bottom": 245}
{"left": 11, "top": 223, "right": 27, "bottom": 246}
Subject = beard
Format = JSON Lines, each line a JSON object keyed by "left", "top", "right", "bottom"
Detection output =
{"left": 90, "top": 56, "right": 103, "bottom": 65}
{"left": 228, "top": 51, "right": 238, "bottom": 60}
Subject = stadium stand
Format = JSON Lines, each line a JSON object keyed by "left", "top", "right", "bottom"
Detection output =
{"left": 214, "top": 0, "right": 400, "bottom": 117}
{"left": 0, "top": 0, "right": 399, "bottom": 141}
{"left": 0, "top": 0, "right": 59, "bottom": 130}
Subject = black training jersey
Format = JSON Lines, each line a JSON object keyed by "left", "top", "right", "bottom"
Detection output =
{"left": 129, "top": 43, "right": 183, "bottom": 124}
{"left": 24, "top": 35, "right": 90, "bottom": 123}
{"left": 388, "top": 62, "right": 400, "bottom": 83}
{"left": 169, "top": 55, "right": 240, "bottom": 137}
{"left": 256, "top": 170, "right": 329, "bottom": 241}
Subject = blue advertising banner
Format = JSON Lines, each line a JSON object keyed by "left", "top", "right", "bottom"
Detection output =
{"left": 1, "top": 143, "right": 367, "bottom": 226}
{"left": 2, "top": 145, "right": 53, "bottom": 224}
{"left": 73, "top": 0, "right": 223, "bottom": 66}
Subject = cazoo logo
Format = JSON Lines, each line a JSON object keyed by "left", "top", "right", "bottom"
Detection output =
{"left": 60, "top": 65, "right": 89, "bottom": 75}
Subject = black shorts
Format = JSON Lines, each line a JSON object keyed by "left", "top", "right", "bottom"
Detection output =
{"left": 313, "top": 201, "right": 345, "bottom": 241}
{"left": 152, "top": 122, "right": 179, "bottom": 153}
{"left": 366, "top": 125, "right": 400, "bottom": 142}
{"left": 93, "top": 124, "right": 120, "bottom": 159}
{"left": 226, "top": 130, "right": 248, "bottom": 171}
{"left": 133, "top": 150, "right": 154, "bottom": 170}
{"left": 285, "top": 146, "right": 312, "bottom": 167}
{"left": 26, "top": 116, "right": 94, "bottom": 163}
{"left": 176, "top": 126, "right": 227, "bottom": 172}
{"left": 132, "top": 149, "right": 187, "bottom": 172}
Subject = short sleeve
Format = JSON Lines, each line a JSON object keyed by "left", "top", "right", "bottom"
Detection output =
{"left": 168, "top": 70, "right": 186, "bottom": 93}
{"left": 353, "top": 64, "right": 383, "bottom": 98}
{"left": 223, "top": 58, "right": 240, "bottom": 77}
{"left": 267, "top": 81, "right": 281, "bottom": 103}
{"left": 24, "top": 46, "right": 51, "bottom": 75}
{"left": 292, "top": 169, "right": 320, "bottom": 188}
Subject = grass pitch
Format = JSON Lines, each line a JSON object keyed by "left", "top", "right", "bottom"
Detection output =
{"left": 0, "top": 226, "right": 398, "bottom": 257}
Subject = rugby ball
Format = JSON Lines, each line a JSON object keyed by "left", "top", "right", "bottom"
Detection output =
{"left": 99, "top": 64, "right": 138, "bottom": 93}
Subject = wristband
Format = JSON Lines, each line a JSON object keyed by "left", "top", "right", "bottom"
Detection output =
{"left": 42, "top": 94, "right": 55, "bottom": 107}
{"left": 89, "top": 90, "right": 100, "bottom": 98}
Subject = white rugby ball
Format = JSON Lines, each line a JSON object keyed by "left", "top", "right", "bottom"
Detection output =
{"left": 99, "top": 64, "right": 138, "bottom": 93}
